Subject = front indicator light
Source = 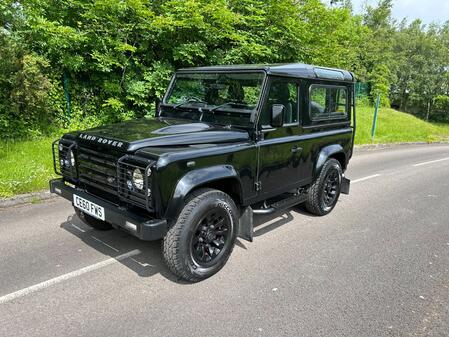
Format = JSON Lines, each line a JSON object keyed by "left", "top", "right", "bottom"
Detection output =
{"left": 69, "top": 150, "right": 76, "bottom": 166}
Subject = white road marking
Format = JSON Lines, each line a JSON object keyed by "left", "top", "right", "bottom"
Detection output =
{"left": 0, "top": 249, "right": 140, "bottom": 304}
{"left": 71, "top": 224, "right": 86, "bottom": 233}
{"left": 352, "top": 174, "right": 381, "bottom": 184}
{"left": 130, "top": 257, "right": 153, "bottom": 268}
{"left": 412, "top": 157, "right": 449, "bottom": 167}
{"left": 91, "top": 236, "right": 119, "bottom": 252}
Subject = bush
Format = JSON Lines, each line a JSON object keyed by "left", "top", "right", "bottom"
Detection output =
{"left": 431, "top": 96, "right": 449, "bottom": 123}
{"left": 0, "top": 34, "right": 63, "bottom": 140}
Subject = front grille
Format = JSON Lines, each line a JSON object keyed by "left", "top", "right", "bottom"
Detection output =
{"left": 77, "top": 147, "right": 118, "bottom": 196}
{"left": 117, "top": 155, "right": 154, "bottom": 212}
{"left": 53, "top": 139, "right": 155, "bottom": 212}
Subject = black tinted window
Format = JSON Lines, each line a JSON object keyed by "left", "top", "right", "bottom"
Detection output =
{"left": 260, "top": 79, "right": 298, "bottom": 126}
{"left": 310, "top": 86, "right": 347, "bottom": 120}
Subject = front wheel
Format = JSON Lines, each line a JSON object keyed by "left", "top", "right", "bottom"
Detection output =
{"left": 304, "top": 158, "right": 342, "bottom": 216}
{"left": 162, "top": 188, "right": 238, "bottom": 282}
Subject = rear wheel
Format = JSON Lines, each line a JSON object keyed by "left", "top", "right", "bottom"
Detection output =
{"left": 305, "top": 158, "right": 342, "bottom": 216}
{"left": 74, "top": 208, "right": 113, "bottom": 230}
{"left": 162, "top": 188, "right": 238, "bottom": 282}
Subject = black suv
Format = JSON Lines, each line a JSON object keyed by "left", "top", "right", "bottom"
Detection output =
{"left": 50, "top": 63, "right": 355, "bottom": 282}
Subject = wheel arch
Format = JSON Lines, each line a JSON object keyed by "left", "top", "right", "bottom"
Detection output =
{"left": 164, "top": 165, "right": 243, "bottom": 221}
{"left": 314, "top": 144, "right": 347, "bottom": 178}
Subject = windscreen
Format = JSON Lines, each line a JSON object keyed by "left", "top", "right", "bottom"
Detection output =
{"left": 162, "top": 72, "right": 265, "bottom": 127}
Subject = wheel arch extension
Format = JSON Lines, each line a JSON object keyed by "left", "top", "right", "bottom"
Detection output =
{"left": 314, "top": 144, "right": 347, "bottom": 177}
{"left": 164, "top": 165, "right": 243, "bottom": 221}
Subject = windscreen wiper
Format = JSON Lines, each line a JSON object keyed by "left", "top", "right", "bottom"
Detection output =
{"left": 208, "top": 101, "right": 239, "bottom": 112}
{"left": 173, "top": 99, "right": 208, "bottom": 109}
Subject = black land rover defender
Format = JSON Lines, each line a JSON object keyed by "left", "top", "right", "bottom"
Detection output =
{"left": 50, "top": 63, "right": 355, "bottom": 282}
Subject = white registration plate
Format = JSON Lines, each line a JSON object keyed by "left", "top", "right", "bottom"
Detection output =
{"left": 73, "top": 194, "right": 105, "bottom": 221}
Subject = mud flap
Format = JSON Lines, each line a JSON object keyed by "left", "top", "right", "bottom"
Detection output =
{"left": 238, "top": 206, "right": 253, "bottom": 242}
{"left": 341, "top": 176, "right": 350, "bottom": 195}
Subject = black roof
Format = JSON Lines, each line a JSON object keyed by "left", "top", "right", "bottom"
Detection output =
{"left": 177, "top": 63, "right": 355, "bottom": 82}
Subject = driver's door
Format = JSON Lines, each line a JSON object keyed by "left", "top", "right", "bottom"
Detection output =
{"left": 256, "top": 77, "right": 304, "bottom": 198}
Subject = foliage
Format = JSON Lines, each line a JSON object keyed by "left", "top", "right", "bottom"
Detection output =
{"left": 432, "top": 96, "right": 449, "bottom": 123}
{"left": 391, "top": 20, "right": 449, "bottom": 120}
{"left": 0, "top": 0, "right": 449, "bottom": 140}
{"left": 0, "top": 34, "right": 62, "bottom": 139}
{"left": 360, "top": 0, "right": 396, "bottom": 106}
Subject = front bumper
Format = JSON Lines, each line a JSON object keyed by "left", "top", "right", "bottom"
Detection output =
{"left": 49, "top": 179, "right": 168, "bottom": 241}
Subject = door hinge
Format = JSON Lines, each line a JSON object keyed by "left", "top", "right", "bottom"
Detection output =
{"left": 255, "top": 181, "right": 262, "bottom": 191}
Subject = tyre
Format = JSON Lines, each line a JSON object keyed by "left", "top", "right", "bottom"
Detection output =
{"left": 305, "top": 158, "right": 342, "bottom": 216}
{"left": 74, "top": 208, "right": 113, "bottom": 230}
{"left": 162, "top": 188, "right": 239, "bottom": 282}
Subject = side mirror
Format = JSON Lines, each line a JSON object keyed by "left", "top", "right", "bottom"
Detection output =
{"left": 155, "top": 97, "right": 161, "bottom": 117}
{"left": 271, "top": 104, "right": 285, "bottom": 128}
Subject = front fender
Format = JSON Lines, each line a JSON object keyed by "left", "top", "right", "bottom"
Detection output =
{"left": 314, "top": 144, "right": 345, "bottom": 177}
{"left": 164, "top": 165, "right": 241, "bottom": 221}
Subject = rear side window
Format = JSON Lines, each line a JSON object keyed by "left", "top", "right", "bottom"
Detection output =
{"left": 309, "top": 85, "right": 347, "bottom": 120}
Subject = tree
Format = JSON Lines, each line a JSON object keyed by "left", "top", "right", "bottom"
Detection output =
{"left": 391, "top": 20, "right": 448, "bottom": 119}
{"left": 360, "top": 0, "right": 395, "bottom": 106}
{"left": 1, "top": 0, "right": 449, "bottom": 140}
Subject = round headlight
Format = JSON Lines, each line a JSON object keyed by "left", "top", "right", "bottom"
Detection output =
{"left": 132, "top": 169, "right": 144, "bottom": 190}
{"left": 69, "top": 150, "right": 76, "bottom": 166}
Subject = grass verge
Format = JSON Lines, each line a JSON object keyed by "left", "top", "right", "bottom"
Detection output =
{"left": 1, "top": 107, "right": 449, "bottom": 198}
{"left": 355, "top": 106, "right": 449, "bottom": 144}
{"left": 0, "top": 138, "right": 57, "bottom": 198}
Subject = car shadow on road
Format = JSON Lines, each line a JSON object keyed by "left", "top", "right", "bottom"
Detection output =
{"left": 253, "top": 211, "right": 295, "bottom": 237}
{"left": 60, "top": 214, "right": 181, "bottom": 282}
{"left": 253, "top": 204, "right": 318, "bottom": 237}
{"left": 60, "top": 206, "right": 309, "bottom": 283}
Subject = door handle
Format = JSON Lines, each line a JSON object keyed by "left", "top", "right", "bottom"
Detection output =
{"left": 291, "top": 146, "right": 300, "bottom": 153}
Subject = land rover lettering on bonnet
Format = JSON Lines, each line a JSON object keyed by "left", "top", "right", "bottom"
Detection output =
{"left": 78, "top": 133, "right": 124, "bottom": 148}
{"left": 50, "top": 63, "right": 356, "bottom": 282}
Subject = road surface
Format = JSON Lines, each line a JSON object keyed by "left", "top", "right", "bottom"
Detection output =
{"left": 1, "top": 144, "right": 449, "bottom": 337}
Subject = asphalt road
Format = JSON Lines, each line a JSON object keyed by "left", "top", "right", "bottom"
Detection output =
{"left": 1, "top": 144, "right": 449, "bottom": 337}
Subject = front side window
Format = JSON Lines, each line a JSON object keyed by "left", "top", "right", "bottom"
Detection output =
{"left": 260, "top": 78, "right": 298, "bottom": 126}
{"left": 162, "top": 72, "right": 265, "bottom": 127}
{"left": 310, "top": 85, "right": 347, "bottom": 120}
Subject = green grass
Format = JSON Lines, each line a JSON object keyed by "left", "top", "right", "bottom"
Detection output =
{"left": 0, "top": 138, "right": 57, "bottom": 198}
{"left": 355, "top": 106, "right": 449, "bottom": 144}
{"left": 1, "top": 107, "right": 449, "bottom": 198}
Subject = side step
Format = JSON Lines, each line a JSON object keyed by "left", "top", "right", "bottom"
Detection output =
{"left": 252, "top": 192, "right": 308, "bottom": 215}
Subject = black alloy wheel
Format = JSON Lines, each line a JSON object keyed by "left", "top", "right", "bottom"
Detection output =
{"left": 322, "top": 169, "right": 340, "bottom": 211}
{"left": 162, "top": 188, "right": 238, "bottom": 282}
{"left": 304, "top": 158, "right": 343, "bottom": 216}
{"left": 190, "top": 208, "right": 231, "bottom": 267}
